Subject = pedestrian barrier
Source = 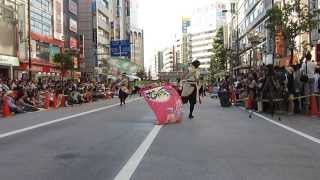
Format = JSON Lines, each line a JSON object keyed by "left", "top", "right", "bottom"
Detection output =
{"left": 2, "top": 96, "right": 12, "bottom": 118}
{"left": 234, "top": 93, "right": 320, "bottom": 117}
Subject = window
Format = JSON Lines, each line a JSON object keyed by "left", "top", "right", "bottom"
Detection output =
{"left": 30, "top": 0, "right": 52, "bottom": 36}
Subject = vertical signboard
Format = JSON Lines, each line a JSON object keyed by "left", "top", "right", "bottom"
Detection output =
{"left": 69, "top": 18, "right": 78, "bottom": 33}
{"left": 53, "top": 0, "right": 64, "bottom": 40}
{"left": 69, "top": 0, "right": 77, "bottom": 15}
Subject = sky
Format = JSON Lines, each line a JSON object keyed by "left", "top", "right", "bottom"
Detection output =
{"left": 139, "top": 0, "right": 215, "bottom": 70}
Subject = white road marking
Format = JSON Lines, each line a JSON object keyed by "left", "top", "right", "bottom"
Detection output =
{"left": 114, "top": 125, "right": 162, "bottom": 180}
{"left": 240, "top": 107, "right": 320, "bottom": 145}
{"left": 0, "top": 98, "right": 142, "bottom": 139}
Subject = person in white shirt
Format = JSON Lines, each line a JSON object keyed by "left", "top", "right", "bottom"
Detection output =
{"left": 300, "top": 52, "right": 316, "bottom": 113}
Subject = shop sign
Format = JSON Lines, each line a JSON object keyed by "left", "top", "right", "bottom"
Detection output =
{"left": 70, "top": 37, "right": 78, "bottom": 49}
{"left": 53, "top": 0, "right": 64, "bottom": 40}
{"left": 50, "top": 67, "right": 61, "bottom": 73}
{"left": 73, "top": 57, "right": 78, "bottom": 69}
{"left": 69, "top": 0, "right": 77, "bottom": 15}
{"left": 69, "top": 18, "right": 77, "bottom": 33}
{"left": 275, "top": 30, "right": 285, "bottom": 58}
{"left": 0, "top": 55, "right": 19, "bottom": 66}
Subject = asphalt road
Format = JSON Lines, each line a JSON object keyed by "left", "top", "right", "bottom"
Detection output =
{"left": 0, "top": 97, "right": 320, "bottom": 180}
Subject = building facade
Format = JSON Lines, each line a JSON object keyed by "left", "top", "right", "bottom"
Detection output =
{"left": 235, "top": 0, "right": 271, "bottom": 69}
{"left": 79, "top": 0, "right": 112, "bottom": 78}
{"left": 130, "top": 28, "right": 144, "bottom": 66}
{"left": 0, "top": 0, "right": 22, "bottom": 80}
{"left": 190, "top": 30, "right": 215, "bottom": 70}
{"left": 162, "top": 47, "right": 175, "bottom": 72}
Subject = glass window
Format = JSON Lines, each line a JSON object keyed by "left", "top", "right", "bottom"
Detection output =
{"left": 30, "top": 0, "right": 52, "bottom": 36}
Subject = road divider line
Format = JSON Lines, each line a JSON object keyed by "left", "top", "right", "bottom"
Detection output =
{"left": 0, "top": 98, "right": 143, "bottom": 139}
{"left": 114, "top": 125, "right": 162, "bottom": 180}
{"left": 240, "top": 107, "right": 320, "bottom": 145}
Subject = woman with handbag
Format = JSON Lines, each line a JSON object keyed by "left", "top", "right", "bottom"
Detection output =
{"left": 181, "top": 60, "right": 201, "bottom": 119}
{"left": 118, "top": 73, "right": 130, "bottom": 106}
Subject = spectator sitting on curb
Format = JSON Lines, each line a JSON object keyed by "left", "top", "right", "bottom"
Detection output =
{"left": 5, "top": 91, "right": 24, "bottom": 114}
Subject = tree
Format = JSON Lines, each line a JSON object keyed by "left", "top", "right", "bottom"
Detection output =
{"left": 210, "top": 27, "right": 231, "bottom": 82}
{"left": 266, "top": 0, "right": 320, "bottom": 64}
{"left": 101, "top": 58, "right": 111, "bottom": 75}
{"left": 53, "top": 51, "right": 73, "bottom": 89}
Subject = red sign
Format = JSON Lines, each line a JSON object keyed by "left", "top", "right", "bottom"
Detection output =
{"left": 70, "top": 37, "right": 78, "bottom": 49}
{"left": 142, "top": 85, "right": 183, "bottom": 125}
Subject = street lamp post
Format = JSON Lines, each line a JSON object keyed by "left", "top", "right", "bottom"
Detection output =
{"left": 27, "top": 0, "right": 32, "bottom": 81}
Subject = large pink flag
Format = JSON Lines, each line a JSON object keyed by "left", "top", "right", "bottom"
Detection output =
{"left": 142, "top": 85, "right": 183, "bottom": 125}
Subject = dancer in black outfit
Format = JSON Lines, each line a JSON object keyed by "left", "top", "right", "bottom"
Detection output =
{"left": 181, "top": 60, "right": 201, "bottom": 119}
{"left": 118, "top": 73, "right": 129, "bottom": 105}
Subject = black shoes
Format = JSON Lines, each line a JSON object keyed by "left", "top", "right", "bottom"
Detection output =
{"left": 189, "top": 115, "right": 194, "bottom": 119}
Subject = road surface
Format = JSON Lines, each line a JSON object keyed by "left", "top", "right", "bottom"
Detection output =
{"left": 0, "top": 97, "right": 319, "bottom": 180}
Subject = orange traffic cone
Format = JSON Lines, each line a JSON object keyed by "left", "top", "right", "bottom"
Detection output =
{"left": 246, "top": 97, "right": 253, "bottom": 109}
{"left": 44, "top": 93, "right": 50, "bottom": 109}
{"left": 60, "top": 95, "right": 66, "bottom": 107}
{"left": 310, "top": 95, "right": 319, "bottom": 116}
{"left": 53, "top": 95, "right": 59, "bottom": 108}
{"left": 2, "top": 96, "right": 12, "bottom": 118}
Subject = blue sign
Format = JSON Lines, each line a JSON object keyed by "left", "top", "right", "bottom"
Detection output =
{"left": 111, "top": 40, "right": 131, "bottom": 57}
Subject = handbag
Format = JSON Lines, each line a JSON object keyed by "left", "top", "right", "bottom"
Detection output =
{"left": 181, "top": 83, "right": 195, "bottom": 97}
{"left": 300, "top": 62, "right": 309, "bottom": 82}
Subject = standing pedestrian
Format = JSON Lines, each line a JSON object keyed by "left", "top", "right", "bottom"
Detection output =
{"left": 118, "top": 73, "right": 130, "bottom": 105}
{"left": 181, "top": 60, "right": 201, "bottom": 119}
{"left": 300, "top": 52, "right": 316, "bottom": 114}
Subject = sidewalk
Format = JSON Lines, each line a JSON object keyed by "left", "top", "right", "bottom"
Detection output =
{"left": 254, "top": 111, "right": 320, "bottom": 140}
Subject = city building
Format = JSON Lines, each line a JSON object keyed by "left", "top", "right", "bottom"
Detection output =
{"left": 181, "top": 16, "right": 192, "bottom": 65}
{"left": 0, "top": 0, "right": 23, "bottom": 80}
{"left": 130, "top": 28, "right": 144, "bottom": 66}
{"left": 162, "top": 47, "right": 175, "bottom": 72}
{"left": 16, "top": 0, "right": 65, "bottom": 80}
{"left": 129, "top": 0, "right": 144, "bottom": 67}
{"left": 190, "top": 30, "right": 215, "bottom": 70}
{"left": 63, "top": 0, "right": 81, "bottom": 78}
{"left": 235, "top": 0, "right": 271, "bottom": 69}
{"left": 79, "top": 0, "right": 113, "bottom": 79}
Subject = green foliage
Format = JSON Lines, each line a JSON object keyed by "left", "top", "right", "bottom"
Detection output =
{"left": 210, "top": 27, "right": 231, "bottom": 82}
{"left": 53, "top": 52, "right": 74, "bottom": 71}
{"left": 101, "top": 59, "right": 110, "bottom": 75}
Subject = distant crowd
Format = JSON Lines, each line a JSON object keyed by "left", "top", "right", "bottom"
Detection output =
{"left": 0, "top": 78, "right": 141, "bottom": 115}
{"left": 217, "top": 52, "right": 320, "bottom": 115}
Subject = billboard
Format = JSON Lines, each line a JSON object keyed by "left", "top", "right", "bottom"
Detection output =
{"left": 69, "top": 18, "right": 77, "bottom": 32}
{"left": 53, "top": 0, "right": 64, "bottom": 40}
{"left": 69, "top": 0, "right": 77, "bottom": 15}
{"left": 111, "top": 40, "right": 131, "bottom": 57}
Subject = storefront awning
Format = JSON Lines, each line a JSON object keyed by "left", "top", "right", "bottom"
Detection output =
{"left": 0, "top": 55, "right": 19, "bottom": 67}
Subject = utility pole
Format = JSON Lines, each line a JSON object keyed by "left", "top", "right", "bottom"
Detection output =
{"left": 27, "top": 0, "right": 32, "bottom": 81}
